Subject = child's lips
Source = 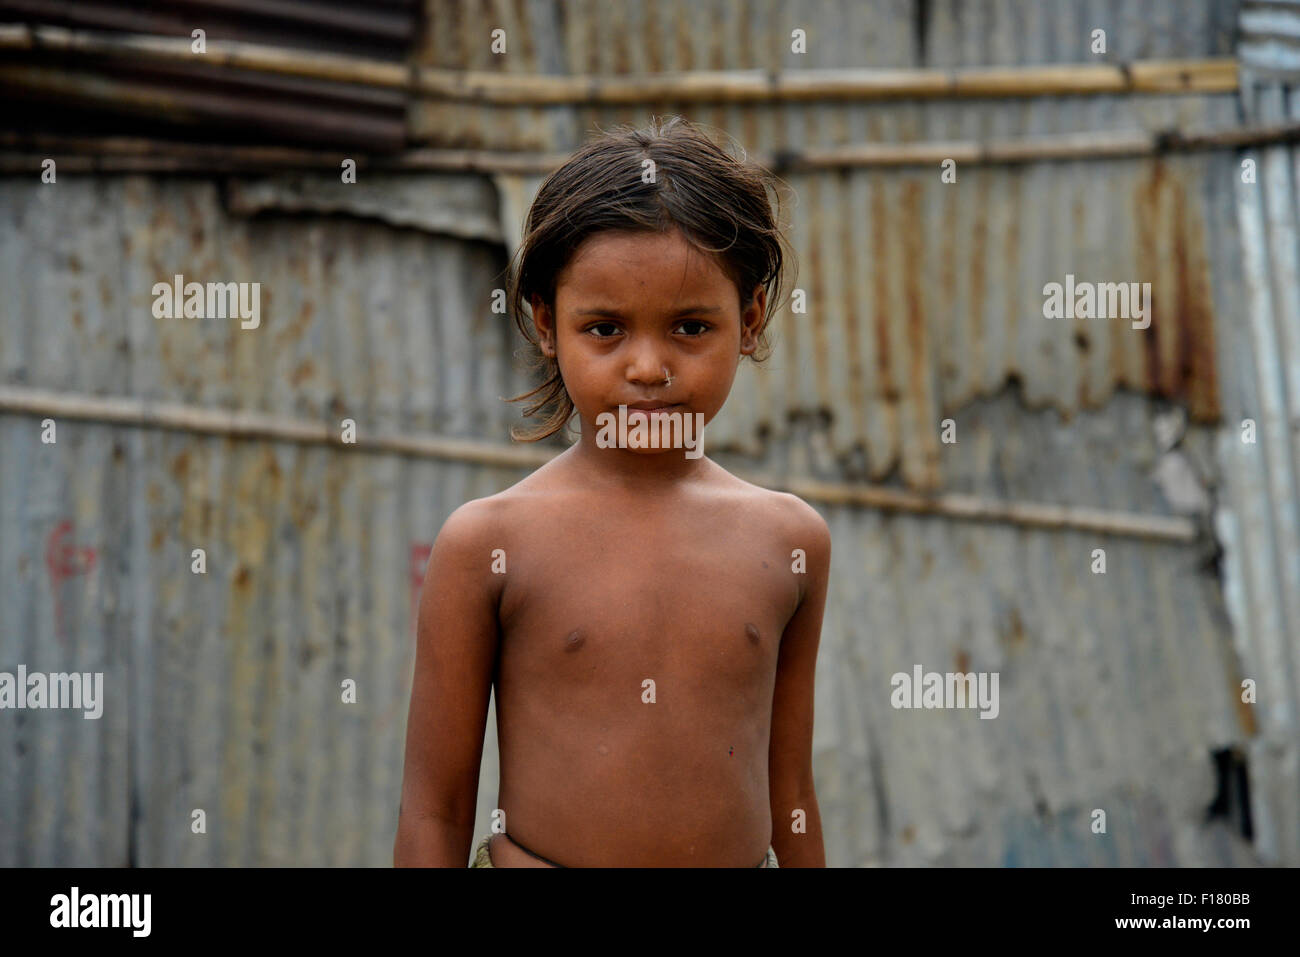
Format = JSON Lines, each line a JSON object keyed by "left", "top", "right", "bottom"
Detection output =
{"left": 624, "top": 403, "right": 682, "bottom": 415}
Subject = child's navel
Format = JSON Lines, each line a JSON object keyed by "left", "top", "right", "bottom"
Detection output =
{"left": 745, "top": 623, "right": 761, "bottom": 645}
{"left": 564, "top": 629, "right": 585, "bottom": 652}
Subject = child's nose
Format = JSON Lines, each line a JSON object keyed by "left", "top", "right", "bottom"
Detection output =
{"left": 624, "top": 345, "right": 669, "bottom": 385}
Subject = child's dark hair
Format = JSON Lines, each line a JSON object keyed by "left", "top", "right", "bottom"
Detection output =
{"left": 505, "top": 115, "right": 792, "bottom": 442}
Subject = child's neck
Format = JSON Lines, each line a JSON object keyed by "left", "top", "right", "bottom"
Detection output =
{"left": 568, "top": 426, "right": 712, "bottom": 491}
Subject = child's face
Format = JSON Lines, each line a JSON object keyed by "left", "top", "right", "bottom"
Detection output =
{"left": 532, "top": 228, "right": 764, "bottom": 450}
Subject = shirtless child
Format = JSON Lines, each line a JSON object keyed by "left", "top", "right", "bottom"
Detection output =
{"left": 394, "top": 117, "right": 829, "bottom": 868}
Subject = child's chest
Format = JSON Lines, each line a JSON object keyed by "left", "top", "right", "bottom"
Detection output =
{"left": 497, "top": 505, "right": 801, "bottom": 688}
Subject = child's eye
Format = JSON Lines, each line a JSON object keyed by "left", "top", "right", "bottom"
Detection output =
{"left": 675, "top": 320, "right": 710, "bottom": 336}
{"left": 585, "top": 322, "right": 621, "bottom": 338}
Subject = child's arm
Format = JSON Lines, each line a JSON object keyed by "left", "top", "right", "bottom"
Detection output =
{"left": 768, "top": 498, "right": 831, "bottom": 867}
{"left": 394, "top": 500, "right": 502, "bottom": 867}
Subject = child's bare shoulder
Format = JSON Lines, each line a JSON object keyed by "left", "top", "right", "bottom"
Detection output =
{"left": 432, "top": 489, "right": 517, "bottom": 560}
{"left": 434, "top": 467, "right": 557, "bottom": 550}
{"left": 717, "top": 471, "right": 830, "bottom": 546}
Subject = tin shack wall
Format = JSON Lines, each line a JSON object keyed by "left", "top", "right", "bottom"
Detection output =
{"left": 1, "top": 0, "right": 1290, "bottom": 866}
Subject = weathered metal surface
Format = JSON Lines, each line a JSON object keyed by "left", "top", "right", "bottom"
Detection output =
{"left": 0, "top": 2, "right": 419, "bottom": 149}
{"left": 0, "top": 0, "right": 1291, "bottom": 868}
{"left": 0, "top": 62, "right": 410, "bottom": 152}
{"left": 1209, "top": 60, "right": 1300, "bottom": 863}
{"left": 0, "top": 162, "right": 1271, "bottom": 866}
{"left": 416, "top": 0, "right": 1239, "bottom": 73}
{"left": 0, "top": 0, "right": 420, "bottom": 56}
{"left": 224, "top": 173, "right": 505, "bottom": 243}
{"left": 0, "top": 174, "right": 526, "bottom": 865}
{"left": 405, "top": 0, "right": 1244, "bottom": 488}
{"left": 494, "top": 147, "right": 1234, "bottom": 490}
{"left": 409, "top": 0, "right": 1240, "bottom": 145}
{"left": 787, "top": 394, "right": 1253, "bottom": 865}
{"left": 0, "top": 399, "right": 1260, "bottom": 866}
{"left": 1239, "top": 0, "right": 1300, "bottom": 79}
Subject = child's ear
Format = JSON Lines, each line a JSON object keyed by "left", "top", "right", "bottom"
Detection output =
{"left": 531, "top": 295, "right": 557, "bottom": 358}
{"left": 739, "top": 286, "right": 766, "bottom": 355}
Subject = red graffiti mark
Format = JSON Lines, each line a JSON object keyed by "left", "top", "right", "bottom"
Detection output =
{"left": 410, "top": 542, "right": 433, "bottom": 636}
{"left": 45, "top": 519, "right": 98, "bottom": 644}
{"left": 378, "top": 541, "right": 434, "bottom": 734}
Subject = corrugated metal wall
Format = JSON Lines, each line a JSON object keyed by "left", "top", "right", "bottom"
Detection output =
{"left": 1212, "top": 0, "right": 1300, "bottom": 868}
{"left": 455, "top": 0, "right": 1242, "bottom": 486}
{"left": 0, "top": 175, "right": 528, "bottom": 865}
{"left": 2, "top": 0, "right": 1293, "bottom": 866}
{"left": 0, "top": 0, "right": 422, "bottom": 149}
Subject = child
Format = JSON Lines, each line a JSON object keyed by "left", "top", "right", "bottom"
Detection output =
{"left": 394, "top": 116, "right": 829, "bottom": 867}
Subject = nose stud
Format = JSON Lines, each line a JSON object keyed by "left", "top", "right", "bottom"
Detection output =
{"left": 662, "top": 366, "right": 674, "bottom": 386}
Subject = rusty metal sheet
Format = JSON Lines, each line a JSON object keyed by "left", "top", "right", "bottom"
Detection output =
{"left": 2, "top": 0, "right": 1291, "bottom": 869}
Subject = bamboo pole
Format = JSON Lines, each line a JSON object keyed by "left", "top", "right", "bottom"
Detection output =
{"left": 0, "top": 23, "right": 1239, "bottom": 103}
{"left": 5, "top": 121, "right": 1299, "bottom": 177}
{"left": 0, "top": 23, "right": 410, "bottom": 88}
{"left": 0, "top": 64, "right": 407, "bottom": 149}
{"left": 0, "top": 386, "right": 555, "bottom": 469}
{"left": 0, "top": 385, "right": 1199, "bottom": 541}
{"left": 768, "top": 475, "right": 1198, "bottom": 541}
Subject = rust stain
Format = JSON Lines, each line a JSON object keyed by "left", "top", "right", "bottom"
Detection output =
{"left": 1157, "top": 178, "right": 1181, "bottom": 399}
{"left": 1135, "top": 159, "right": 1163, "bottom": 394}
{"left": 275, "top": 299, "right": 314, "bottom": 350}
{"left": 806, "top": 175, "right": 831, "bottom": 414}
{"left": 938, "top": 169, "right": 958, "bottom": 391}
{"left": 672, "top": 0, "right": 692, "bottom": 71}
{"left": 291, "top": 494, "right": 318, "bottom": 531}
{"left": 870, "top": 174, "right": 895, "bottom": 400}
{"left": 643, "top": 0, "right": 663, "bottom": 73}
{"left": 1173, "top": 193, "right": 1195, "bottom": 405}
{"left": 1233, "top": 674, "right": 1259, "bottom": 737}
{"left": 1002, "top": 165, "right": 1022, "bottom": 377}
{"left": 902, "top": 179, "right": 939, "bottom": 490}
{"left": 290, "top": 358, "right": 315, "bottom": 387}
{"left": 1002, "top": 607, "right": 1026, "bottom": 649}
{"left": 608, "top": 0, "right": 630, "bottom": 74}
{"left": 264, "top": 447, "right": 284, "bottom": 484}
{"left": 1142, "top": 285, "right": 1163, "bottom": 395}
{"left": 1128, "top": 157, "right": 1221, "bottom": 421}
{"left": 968, "top": 172, "right": 988, "bottom": 393}
{"left": 1174, "top": 175, "right": 1221, "bottom": 422}
{"left": 840, "top": 171, "right": 866, "bottom": 439}
{"left": 512, "top": 0, "right": 537, "bottom": 72}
